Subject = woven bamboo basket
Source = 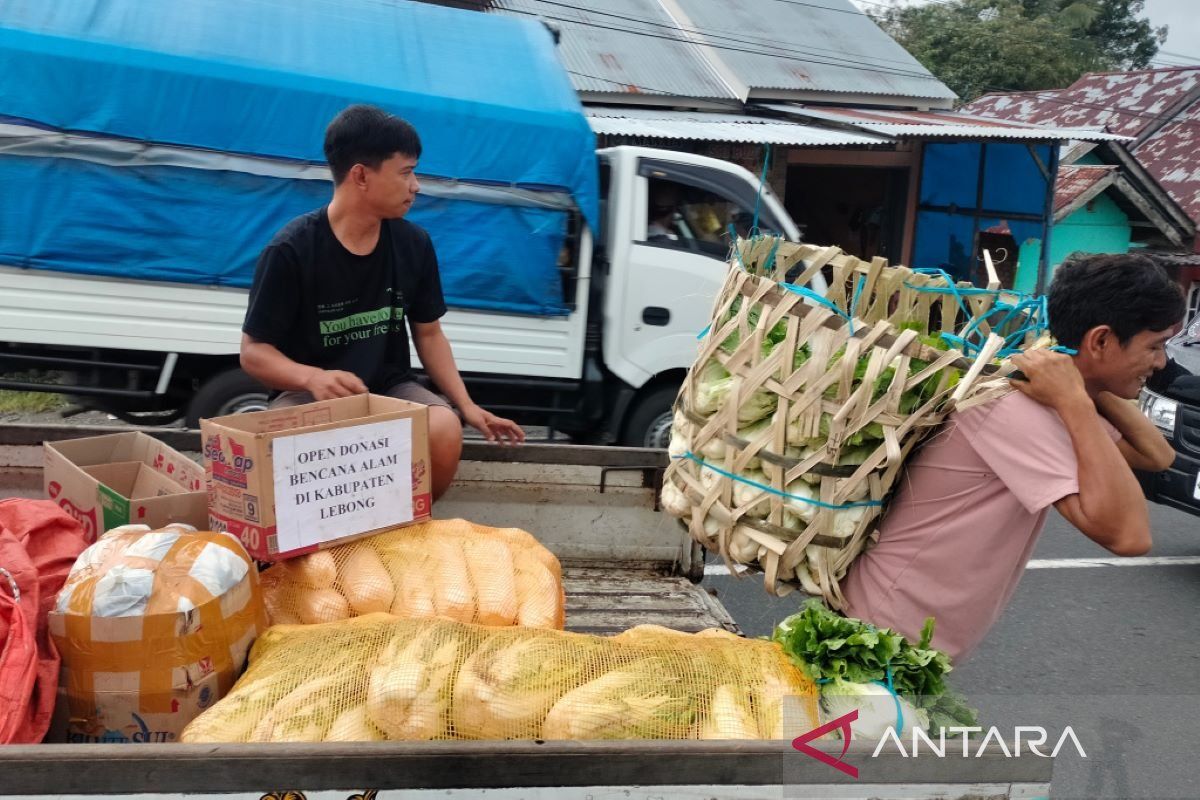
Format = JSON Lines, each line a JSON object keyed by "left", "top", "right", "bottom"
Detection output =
{"left": 661, "top": 237, "right": 1039, "bottom": 605}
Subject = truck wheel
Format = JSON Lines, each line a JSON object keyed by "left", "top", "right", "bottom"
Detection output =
{"left": 185, "top": 368, "right": 270, "bottom": 428}
{"left": 621, "top": 385, "right": 679, "bottom": 448}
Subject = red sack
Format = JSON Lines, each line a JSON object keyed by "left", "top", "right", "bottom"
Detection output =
{"left": 0, "top": 499, "right": 90, "bottom": 743}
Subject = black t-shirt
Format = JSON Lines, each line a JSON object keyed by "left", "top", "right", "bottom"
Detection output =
{"left": 243, "top": 208, "right": 446, "bottom": 392}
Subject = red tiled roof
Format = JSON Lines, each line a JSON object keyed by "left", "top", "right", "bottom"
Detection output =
{"left": 1054, "top": 164, "right": 1117, "bottom": 215}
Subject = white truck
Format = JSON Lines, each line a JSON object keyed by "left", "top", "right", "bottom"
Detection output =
{"left": 0, "top": 423, "right": 1054, "bottom": 799}
{"left": 1, "top": 0, "right": 809, "bottom": 448}
{"left": 0, "top": 146, "right": 800, "bottom": 447}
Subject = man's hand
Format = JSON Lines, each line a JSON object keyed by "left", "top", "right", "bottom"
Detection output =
{"left": 303, "top": 368, "right": 367, "bottom": 401}
{"left": 1009, "top": 349, "right": 1090, "bottom": 413}
{"left": 461, "top": 404, "right": 525, "bottom": 445}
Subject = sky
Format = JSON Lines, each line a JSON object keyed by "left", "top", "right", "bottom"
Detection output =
{"left": 1141, "top": 0, "right": 1200, "bottom": 64}
{"left": 850, "top": 0, "right": 1200, "bottom": 65}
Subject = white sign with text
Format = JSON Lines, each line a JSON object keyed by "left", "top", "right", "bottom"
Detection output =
{"left": 272, "top": 417, "right": 413, "bottom": 552}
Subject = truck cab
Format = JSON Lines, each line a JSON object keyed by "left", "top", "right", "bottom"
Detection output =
{"left": 589, "top": 146, "right": 801, "bottom": 446}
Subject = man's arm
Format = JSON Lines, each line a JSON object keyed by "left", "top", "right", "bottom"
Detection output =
{"left": 1010, "top": 351, "right": 1151, "bottom": 557}
{"left": 410, "top": 320, "right": 524, "bottom": 444}
{"left": 1094, "top": 391, "right": 1176, "bottom": 472}
{"left": 240, "top": 334, "right": 366, "bottom": 400}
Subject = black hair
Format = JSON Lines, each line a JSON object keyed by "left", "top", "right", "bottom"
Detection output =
{"left": 323, "top": 104, "right": 422, "bottom": 185}
{"left": 1047, "top": 253, "right": 1184, "bottom": 349}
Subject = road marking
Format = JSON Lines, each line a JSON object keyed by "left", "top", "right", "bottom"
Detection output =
{"left": 703, "top": 555, "right": 1200, "bottom": 577}
{"left": 1024, "top": 555, "right": 1200, "bottom": 569}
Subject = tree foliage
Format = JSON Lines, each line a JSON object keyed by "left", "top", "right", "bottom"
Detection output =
{"left": 872, "top": 0, "right": 1167, "bottom": 102}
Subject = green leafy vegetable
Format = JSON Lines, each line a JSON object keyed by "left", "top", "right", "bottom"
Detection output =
{"left": 771, "top": 599, "right": 977, "bottom": 731}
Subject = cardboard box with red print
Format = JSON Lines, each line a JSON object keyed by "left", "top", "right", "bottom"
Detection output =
{"left": 43, "top": 432, "right": 207, "bottom": 542}
{"left": 200, "top": 394, "right": 432, "bottom": 561}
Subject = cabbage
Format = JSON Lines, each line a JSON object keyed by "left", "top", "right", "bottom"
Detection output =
{"left": 738, "top": 388, "right": 778, "bottom": 424}
{"left": 659, "top": 480, "right": 691, "bottom": 518}
{"left": 667, "top": 426, "right": 691, "bottom": 459}
{"left": 820, "top": 678, "right": 929, "bottom": 741}
{"left": 732, "top": 469, "right": 771, "bottom": 517}
{"left": 691, "top": 359, "right": 777, "bottom": 424}
{"left": 693, "top": 360, "right": 732, "bottom": 416}
{"left": 830, "top": 505, "right": 870, "bottom": 538}
{"left": 783, "top": 480, "right": 819, "bottom": 523}
{"left": 718, "top": 299, "right": 788, "bottom": 355}
{"left": 837, "top": 444, "right": 874, "bottom": 467}
{"left": 729, "top": 527, "right": 762, "bottom": 562}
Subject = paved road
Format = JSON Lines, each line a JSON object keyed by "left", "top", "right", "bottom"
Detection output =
{"left": 705, "top": 502, "right": 1200, "bottom": 798}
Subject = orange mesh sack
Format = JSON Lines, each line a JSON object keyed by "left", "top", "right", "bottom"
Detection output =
{"left": 48, "top": 524, "right": 267, "bottom": 743}
{"left": 259, "top": 518, "right": 564, "bottom": 630}
{"left": 180, "top": 614, "right": 819, "bottom": 743}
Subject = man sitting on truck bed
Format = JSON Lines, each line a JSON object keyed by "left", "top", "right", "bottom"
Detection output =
{"left": 840, "top": 253, "right": 1183, "bottom": 661}
{"left": 239, "top": 104, "right": 524, "bottom": 499}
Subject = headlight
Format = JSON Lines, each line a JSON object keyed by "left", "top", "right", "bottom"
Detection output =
{"left": 1139, "top": 389, "right": 1178, "bottom": 434}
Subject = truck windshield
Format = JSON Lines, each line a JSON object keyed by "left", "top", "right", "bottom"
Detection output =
{"left": 643, "top": 176, "right": 782, "bottom": 258}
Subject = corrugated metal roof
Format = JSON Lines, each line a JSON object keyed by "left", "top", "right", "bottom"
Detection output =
{"left": 967, "top": 67, "right": 1200, "bottom": 230}
{"left": 966, "top": 67, "right": 1200, "bottom": 139}
{"left": 1054, "top": 165, "right": 1116, "bottom": 216}
{"left": 490, "top": 0, "right": 737, "bottom": 101}
{"left": 585, "top": 107, "right": 885, "bottom": 146}
{"left": 671, "top": 0, "right": 956, "bottom": 103}
{"left": 758, "top": 103, "right": 1131, "bottom": 141}
{"left": 1134, "top": 97, "right": 1200, "bottom": 225}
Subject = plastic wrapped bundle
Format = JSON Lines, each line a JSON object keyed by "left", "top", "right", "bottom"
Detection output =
{"left": 49, "top": 524, "right": 267, "bottom": 742}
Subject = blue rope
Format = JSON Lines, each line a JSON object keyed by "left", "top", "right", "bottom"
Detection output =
{"left": 901, "top": 268, "right": 1065, "bottom": 359}
{"left": 872, "top": 665, "right": 905, "bottom": 735}
{"left": 675, "top": 452, "right": 883, "bottom": 510}
{"left": 848, "top": 274, "right": 866, "bottom": 333}
{"left": 752, "top": 143, "right": 770, "bottom": 236}
{"left": 763, "top": 237, "right": 781, "bottom": 274}
{"left": 780, "top": 283, "right": 857, "bottom": 335}
{"left": 698, "top": 257, "right": 1076, "bottom": 361}
{"left": 728, "top": 224, "right": 746, "bottom": 269}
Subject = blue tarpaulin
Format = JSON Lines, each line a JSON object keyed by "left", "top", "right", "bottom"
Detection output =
{"left": 0, "top": 0, "right": 599, "bottom": 315}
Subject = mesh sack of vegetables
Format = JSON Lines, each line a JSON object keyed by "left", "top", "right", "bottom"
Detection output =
{"left": 180, "top": 613, "right": 820, "bottom": 743}
{"left": 662, "top": 238, "right": 1050, "bottom": 605}
{"left": 259, "top": 518, "right": 564, "bottom": 630}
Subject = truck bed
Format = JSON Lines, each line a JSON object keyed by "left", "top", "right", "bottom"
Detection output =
{"left": 0, "top": 424, "right": 734, "bottom": 636}
{"left": 0, "top": 424, "right": 1051, "bottom": 797}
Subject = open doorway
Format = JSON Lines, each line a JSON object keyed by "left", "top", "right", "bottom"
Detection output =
{"left": 784, "top": 165, "right": 908, "bottom": 261}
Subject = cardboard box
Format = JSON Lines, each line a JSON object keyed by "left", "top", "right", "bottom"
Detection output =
{"left": 44, "top": 432, "right": 207, "bottom": 542}
{"left": 201, "top": 394, "right": 432, "bottom": 561}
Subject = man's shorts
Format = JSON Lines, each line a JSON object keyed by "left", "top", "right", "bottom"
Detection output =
{"left": 269, "top": 379, "right": 455, "bottom": 413}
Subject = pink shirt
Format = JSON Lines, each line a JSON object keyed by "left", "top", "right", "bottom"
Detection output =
{"left": 840, "top": 391, "right": 1119, "bottom": 661}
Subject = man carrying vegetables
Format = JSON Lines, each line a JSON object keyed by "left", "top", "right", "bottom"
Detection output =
{"left": 840, "top": 254, "right": 1183, "bottom": 660}
{"left": 239, "top": 105, "right": 525, "bottom": 499}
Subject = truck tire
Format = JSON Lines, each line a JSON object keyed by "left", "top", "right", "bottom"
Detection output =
{"left": 185, "top": 368, "right": 270, "bottom": 428}
{"left": 620, "top": 385, "right": 679, "bottom": 449}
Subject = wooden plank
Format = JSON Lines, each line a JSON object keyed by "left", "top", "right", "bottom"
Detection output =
{"left": 559, "top": 562, "right": 676, "bottom": 578}
{"left": 565, "top": 611, "right": 718, "bottom": 633}
{"left": 0, "top": 740, "right": 1053, "bottom": 794}
{"left": 562, "top": 567, "right": 738, "bottom": 635}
